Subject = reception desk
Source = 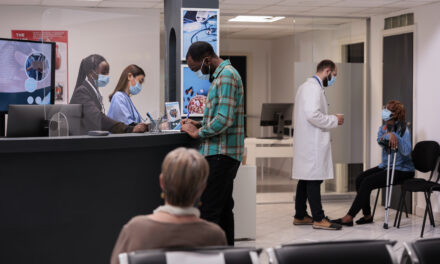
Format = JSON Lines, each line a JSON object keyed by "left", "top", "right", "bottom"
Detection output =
{"left": 0, "top": 132, "right": 199, "bottom": 264}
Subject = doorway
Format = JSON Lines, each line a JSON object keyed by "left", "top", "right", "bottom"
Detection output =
{"left": 382, "top": 32, "right": 414, "bottom": 212}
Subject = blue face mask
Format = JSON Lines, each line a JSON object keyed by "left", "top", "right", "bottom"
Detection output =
{"left": 382, "top": 109, "right": 393, "bottom": 121}
{"left": 129, "top": 81, "right": 142, "bottom": 95}
{"left": 97, "top": 74, "right": 110, "bottom": 87}
{"left": 195, "top": 58, "right": 210, "bottom": 80}
{"left": 327, "top": 75, "right": 336, "bottom": 87}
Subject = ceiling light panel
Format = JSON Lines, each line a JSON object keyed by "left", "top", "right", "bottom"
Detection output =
{"left": 229, "top": 15, "right": 286, "bottom": 22}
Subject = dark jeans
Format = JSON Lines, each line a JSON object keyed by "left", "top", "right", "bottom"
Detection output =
{"left": 295, "top": 180, "right": 325, "bottom": 222}
{"left": 348, "top": 166, "right": 414, "bottom": 217}
{"left": 200, "top": 155, "right": 240, "bottom": 246}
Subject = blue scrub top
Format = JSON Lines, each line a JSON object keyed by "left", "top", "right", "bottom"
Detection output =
{"left": 107, "top": 91, "right": 141, "bottom": 125}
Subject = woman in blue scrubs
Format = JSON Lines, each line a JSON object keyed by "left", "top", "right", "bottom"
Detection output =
{"left": 108, "top": 65, "right": 145, "bottom": 125}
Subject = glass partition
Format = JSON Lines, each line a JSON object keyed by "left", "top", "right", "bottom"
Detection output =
{"left": 0, "top": 6, "right": 164, "bottom": 136}
{"left": 221, "top": 15, "right": 367, "bottom": 196}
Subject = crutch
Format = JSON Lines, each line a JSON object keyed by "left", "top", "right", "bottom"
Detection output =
{"left": 384, "top": 146, "right": 398, "bottom": 229}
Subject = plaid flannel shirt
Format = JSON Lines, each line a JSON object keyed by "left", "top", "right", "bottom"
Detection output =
{"left": 198, "top": 60, "right": 245, "bottom": 161}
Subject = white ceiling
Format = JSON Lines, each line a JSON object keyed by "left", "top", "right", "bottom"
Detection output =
{"left": 0, "top": 0, "right": 438, "bottom": 39}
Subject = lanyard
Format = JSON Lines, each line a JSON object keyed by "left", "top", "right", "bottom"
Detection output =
{"left": 313, "top": 75, "right": 322, "bottom": 88}
{"left": 313, "top": 75, "right": 329, "bottom": 105}
{"left": 86, "top": 77, "right": 106, "bottom": 113}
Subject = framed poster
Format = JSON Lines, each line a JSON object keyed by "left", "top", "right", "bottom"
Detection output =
{"left": 181, "top": 8, "right": 219, "bottom": 60}
{"left": 12, "top": 30, "right": 69, "bottom": 104}
{"left": 181, "top": 65, "right": 210, "bottom": 117}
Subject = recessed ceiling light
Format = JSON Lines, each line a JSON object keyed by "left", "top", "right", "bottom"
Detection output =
{"left": 229, "top": 16, "right": 285, "bottom": 23}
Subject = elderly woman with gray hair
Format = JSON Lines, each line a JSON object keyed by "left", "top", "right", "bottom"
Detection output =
{"left": 110, "top": 148, "right": 227, "bottom": 264}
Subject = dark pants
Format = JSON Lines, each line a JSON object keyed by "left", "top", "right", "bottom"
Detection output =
{"left": 200, "top": 155, "right": 240, "bottom": 246}
{"left": 348, "top": 166, "right": 414, "bottom": 217}
{"left": 295, "top": 180, "right": 325, "bottom": 222}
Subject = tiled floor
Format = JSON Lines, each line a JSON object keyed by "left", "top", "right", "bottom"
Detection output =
{"left": 236, "top": 192, "right": 440, "bottom": 264}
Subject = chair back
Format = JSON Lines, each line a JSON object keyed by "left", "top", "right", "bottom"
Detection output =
{"left": 401, "top": 237, "right": 440, "bottom": 264}
{"left": 411, "top": 141, "right": 440, "bottom": 181}
{"left": 119, "top": 246, "right": 261, "bottom": 264}
{"left": 267, "top": 240, "right": 397, "bottom": 264}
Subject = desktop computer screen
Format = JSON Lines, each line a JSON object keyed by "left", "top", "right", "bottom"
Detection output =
{"left": 7, "top": 104, "right": 82, "bottom": 137}
{"left": 0, "top": 38, "right": 55, "bottom": 112}
{"left": 260, "top": 103, "right": 294, "bottom": 139}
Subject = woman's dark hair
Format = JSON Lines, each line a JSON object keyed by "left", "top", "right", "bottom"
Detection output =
{"left": 109, "top": 64, "right": 145, "bottom": 102}
{"left": 186, "top": 41, "right": 216, "bottom": 62}
{"left": 316, "top": 59, "right": 336, "bottom": 72}
{"left": 75, "top": 54, "right": 107, "bottom": 89}
{"left": 387, "top": 100, "right": 406, "bottom": 122}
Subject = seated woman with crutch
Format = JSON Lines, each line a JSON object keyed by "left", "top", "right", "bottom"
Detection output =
{"left": 332, "top": 100, "right": 415, "bottom": 226}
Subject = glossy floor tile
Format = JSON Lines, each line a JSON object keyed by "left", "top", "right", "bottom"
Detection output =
{"left": 236, "top": 193, "right": 440, "bottom": 264}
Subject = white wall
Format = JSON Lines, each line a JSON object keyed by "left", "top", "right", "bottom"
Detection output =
{"left": 220, "top": 38, "right": 272, "bottom": 137}
{"left": 271, "top": 20, "right": 366, "bottom": 98}
{"left": 369, "top": 2, "right": 440, "bottom": 215}
{"left": 0, "top": 6, "right": 161, "bottom": 118}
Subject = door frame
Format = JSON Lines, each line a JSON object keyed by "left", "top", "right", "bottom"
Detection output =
{"left": 381, "top": 25, "right": 417, "bottom": 213}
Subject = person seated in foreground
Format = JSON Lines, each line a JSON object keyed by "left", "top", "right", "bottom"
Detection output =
{"left": 110, "top": 147, "right": 227, "bottom": 264}
{"left": 332, "top": 100, "right": 415, "bottom": 226}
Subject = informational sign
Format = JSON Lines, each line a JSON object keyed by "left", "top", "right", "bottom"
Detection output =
{"left": 181, "top": 8, "right": 219, "bottom": 60}
{"left": 181, "top": 65, "right": 210, "bottom": 117}
{"left": 12, "top": 30, "right": 69, "bottom": 104}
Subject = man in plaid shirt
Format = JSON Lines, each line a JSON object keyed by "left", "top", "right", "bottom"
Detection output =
{"left": 181, "top": 41, "right": 244, "bottom": 245}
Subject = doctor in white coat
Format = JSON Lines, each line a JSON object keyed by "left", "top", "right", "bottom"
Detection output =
{"left": 292, "top": 60, "right": 344, "bottom": 230}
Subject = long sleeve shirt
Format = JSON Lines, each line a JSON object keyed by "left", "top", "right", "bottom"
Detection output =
{"left": 377, "top": 125, "right": 415, "bottom": 171}
{"left": 198, "top": 60, "right": 245, "bottom": 161}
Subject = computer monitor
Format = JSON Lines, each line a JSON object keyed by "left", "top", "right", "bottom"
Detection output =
{"left": 0, "top": 38, "right": 55, "bottom": 113}
{"left": 7, "top": 104, "right": 82, "bottom": 137}
{"left": 260, "top": 103, "right": 293, "bottom": 139}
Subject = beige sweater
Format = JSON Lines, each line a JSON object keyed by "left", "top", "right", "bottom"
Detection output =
{"left": 110, "top": 216, "right": 227, "bottom": 264}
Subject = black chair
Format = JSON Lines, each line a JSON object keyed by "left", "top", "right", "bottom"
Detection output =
{"left": 401, "top": 237, "right": 440, "bottom": 264}
{"left": 393, "top": 141, "right": 440, "bottom": 238}
{"left": 267, "top": 240, "right": 398, "bottom": 264}
{"left": 118, "top": 246, "right": 262, "bottom": 264}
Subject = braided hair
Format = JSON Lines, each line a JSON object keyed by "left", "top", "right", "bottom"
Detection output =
{"left": 75, "top": 54, "right": 107, "bottom": 89}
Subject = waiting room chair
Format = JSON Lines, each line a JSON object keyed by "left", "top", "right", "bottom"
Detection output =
{"left": 118, "top": 246, "right": 261, "bottom": 264}
{"left": 393, "top": 141, "right": 440, "bottom": 238}
{"left": 267, "top": 240, "right": 398, "bottom": 264}
{"left": 400, "top": 237, "right": 440, "bottom": 264}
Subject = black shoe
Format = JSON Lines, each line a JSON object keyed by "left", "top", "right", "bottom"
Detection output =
{"left": 355, "top": 216, "right": 374, "bottom": 225}
{"left": 331, "top": 218, "right": 354, "bottom": 227}
{"left": 313, "top": 218, "right": 342, "bottom": 230}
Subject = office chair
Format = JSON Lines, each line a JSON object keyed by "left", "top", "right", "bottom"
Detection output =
{"left": 119, "top": 246, "right": 261, "bottom": 264}
{"left": 393, "top": 141, "right": 440, "bottom": 238}
{"left": 267, "top": 240, "right": 398, "bottom": 264}
{"left": 401, "top": 237, "right": 440, "bottom": 264}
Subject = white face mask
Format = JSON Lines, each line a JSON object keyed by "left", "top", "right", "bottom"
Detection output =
{"left": 195, "top": 58, "right": 210, "bottom": 80}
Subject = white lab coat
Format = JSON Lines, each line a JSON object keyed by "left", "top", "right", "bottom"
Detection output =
{"left": 292, "top": 77, "right": 338, "bottom": 181}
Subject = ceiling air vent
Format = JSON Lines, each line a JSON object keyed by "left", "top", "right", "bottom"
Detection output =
{"left": 385, "top": 13, "right": 414, "bottom": 30}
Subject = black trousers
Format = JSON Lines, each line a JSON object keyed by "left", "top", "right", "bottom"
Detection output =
{"left": 295, "top": 180, "right": 325, "bottom": 222}
{"left": 200, "top": 155, "right": 240, "bottom": 246}
{"left": 348, "top": 166, "right": 414, "bottom": 217}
